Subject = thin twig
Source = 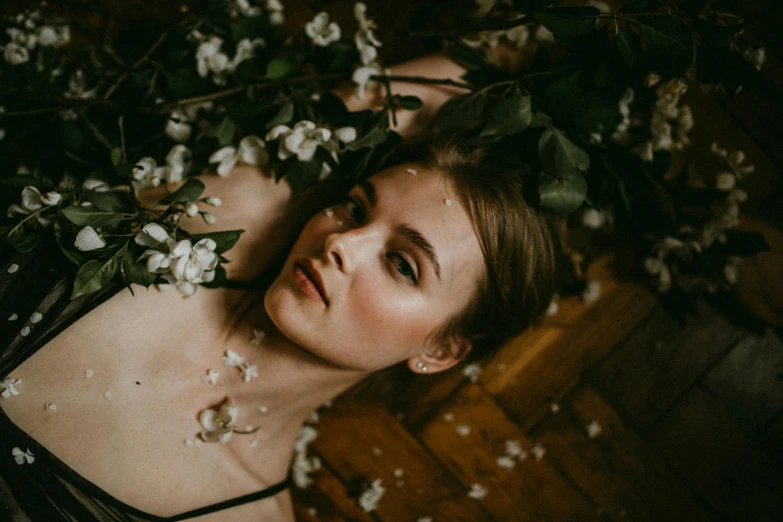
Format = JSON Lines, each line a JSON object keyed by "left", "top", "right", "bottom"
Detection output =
{"left": 104, "top": 27, "right": 171, "bottom": 100}
{"left": 371, "top": 74, "right": 473, "bottom": 90}
{"left": 118, "top": 115, "right": 127, "bottom": 162}
{"left": 79, "top": 112, "right": 113, "bottom": 151}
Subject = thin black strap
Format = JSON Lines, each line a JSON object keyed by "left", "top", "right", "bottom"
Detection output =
{"left": 167, "top": 470, "right": 292, "bottom": 521}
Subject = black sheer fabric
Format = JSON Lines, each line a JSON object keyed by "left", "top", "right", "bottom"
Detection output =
{"left": 0, "top": 240, "right": 290, "bottom": 521}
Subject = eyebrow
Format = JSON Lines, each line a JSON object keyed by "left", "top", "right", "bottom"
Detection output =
{"left": 358, "top": 179, "right": 442, "bottom": 281}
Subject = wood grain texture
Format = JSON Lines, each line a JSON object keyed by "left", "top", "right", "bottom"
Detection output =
{"left": 291, "top": 462, "right": 378, "bottom": 522}
{"left": 650, "top": 386, "right": 783, "bottom": 521}
{"left": 416, "top": 384, "right": 603, "bottom": 522}
{"left": 532, "top": 385, "right": 715, "bottom": 522}
{"left": 589, "top": 299, "right": 744, "bottom": 430}
{"left": 703, "top": 328, "right": 783, "bottom": 435}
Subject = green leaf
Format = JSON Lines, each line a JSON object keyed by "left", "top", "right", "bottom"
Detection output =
{"left": 121, "top": 245, "right": 157, "bottom": 287}
{"left": 158, "top": 178, "right": 205, "bottom": 204}
{"left": 538, "top": 127, "right": 590, "bottom": 179}
{"left": 479, "top": 86, "right": 532, "bottom": 140}
{"left": 534, "top": 6, "right": 600, "bottom": 41}
{"left": 538, "top": 173, "right": 588, "bottom": 213}
{"left": 84, "top": 190, "right": 128, "bottom": 212}
{"left": 110, "top": 148, "right": 123, "bottom": 166}
{"left": 59, "top": 241, "right": 85, "bottom": 266}
{"left": 633, "top": 15, "right": 691, "bottom": 54}
{"left": 616, "top": 27, "right": 640, "bottom": 65}
{"left": 217, "top": 117, "right": 236, "bottom": 146}
{"left": 61, "top": 206, "right": 123, "bottom": 227}
{"left": 345, "top": 126, "right": 388, "bottom": 151}
{"left": 530, "top": 112, "right": 552, "bottom": 128}
{"left": 190, "top": 229, "right": 244, "bottom": 254}
{"left": 396, "top": 95, "right": 424, "bottom": 111}
{"left": 71, "top": 258, "right": 119, "bottom": 299}
{"left": 285, "top": 160, "right": 323, "bottom": 199}
{"left": 0, "top": 175, "right": 44, "bottom": 191}
{"left": 265, "top": 101, "right": 294, "bottom": 130}
{"left": 431, "top": 91, "right": 489, "bottom": 134}
{"left": 266, "top": 58, "right": 296, "bottom": 80}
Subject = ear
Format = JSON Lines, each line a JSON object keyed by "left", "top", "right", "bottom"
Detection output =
{"left": 407, "top": 335, "right": 472, "bottom": 374}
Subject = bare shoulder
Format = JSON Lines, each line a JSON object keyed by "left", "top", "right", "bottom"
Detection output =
{"left": 137, "top": 165, "right": 299, "bottom": 281}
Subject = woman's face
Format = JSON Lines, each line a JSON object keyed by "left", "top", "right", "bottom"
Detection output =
{"left": 264, "top": 163, "right": 484, "bottom": 374}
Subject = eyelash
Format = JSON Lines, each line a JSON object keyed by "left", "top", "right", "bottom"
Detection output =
{"left": 339, "top": 195, "right": 419, "bottom": 285}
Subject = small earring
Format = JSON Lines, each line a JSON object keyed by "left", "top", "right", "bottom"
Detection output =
{"left": 415, "top": 360, "right": 428, "bottom": 372}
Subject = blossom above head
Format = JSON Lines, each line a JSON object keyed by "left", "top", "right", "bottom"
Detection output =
{"left": 352, "top": 62, "right": 382, "bottom": 101}
{"left": 199, "top": 397, "right": 239, "bottom": 443}
{"left": 7, "top": 186, "right": 61, "bottom": 226}
{"left": 306, "top": 12, "right": 341, "bottom": 47}
{"left": 266, "top": 121, "right": 332, "bottom": 162}
{"left": 196, "top": 36, "right": 231, "bottom": 85}
{"left": 165, "top": 108, "right": 192, "bottom": 143}
{"left": 209, "top": 135, "right": 268, "bottom": 176}
{"left": 161, "top": 238, "right": 218, "bottom": 296}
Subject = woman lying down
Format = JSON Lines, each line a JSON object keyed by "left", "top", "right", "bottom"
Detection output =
{"left": 0, "top": 52, "right": 558, "bottom": 521}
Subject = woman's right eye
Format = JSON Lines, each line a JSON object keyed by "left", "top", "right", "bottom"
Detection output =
{"left": 342, "top": 196, "right": 365, "bottom": 223}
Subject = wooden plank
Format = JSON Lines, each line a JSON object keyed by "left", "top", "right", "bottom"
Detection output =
{"left": 486, "top": 253, "right": 659, "bottom": 425}
{"left": 650, "top": 386, "right": 783, "bottom": 521}
{"left": 311, "top": 397, "right": 495, "bottom": 522}
{"left": 589, "top": 299, "right": 744, "bottom": 430}
{"left": 416, "top": 384, "right": 604, "bottom": 522}
{"left": 291, "top": 462, "right": 378, "bottom": 522}
{"left": 703, "top": 328, "right": 783, "bottom": 436}
{"left": 531, "top": 385, "right": 715, "bottom": 522}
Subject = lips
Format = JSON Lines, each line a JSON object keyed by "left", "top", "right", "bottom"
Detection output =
{"left": 296, "top": 258, "right": 328, "bottom": 305}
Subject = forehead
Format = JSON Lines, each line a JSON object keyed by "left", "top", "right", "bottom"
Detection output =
{"left": 361, "top": 164, "right": 484, "bottom": 286}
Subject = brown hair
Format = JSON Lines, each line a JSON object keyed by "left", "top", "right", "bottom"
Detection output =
{"left": 343, "top": 134, "right": 561, "bottom": 399}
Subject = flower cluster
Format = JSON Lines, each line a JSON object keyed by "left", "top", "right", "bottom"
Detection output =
{"left": 630, "top": 78, "right": 694, "bottom": 161}
{"left": 352, "top": 3, "right": 384, "bottom": 100}
{"left": 164, "top": 102, "right": 214, "bottom": 143}
{"left": 132, "top": 145, "right": 193, "bottom": 190}
{"left": 2, "top": 7, "right": 70, "bottom": 66}
{"left": 266, "top": 120, "right": 356, "bottom": 179}
{"left": 193, "top": 34, "right": 266, "bottom": 86}
{"left": 199, "top": 397, "right": 239, "bottom": 443}
{"left": 135, "top": 224, "right": 218, "bottom": 296}
{"left": 292, "top": 423, "right": 322, "bottom": 488}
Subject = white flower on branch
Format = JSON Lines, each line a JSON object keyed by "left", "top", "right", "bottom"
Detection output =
{"left": 231, "top": 38, "right": 266, "bottom": 71}
{"left": 265, "top": 0, "right": 285, "bottom": 26}
{"left": 267, "top": 121, "right": 332, "bottom": 162}
{"left": 131, "top": 157, "right": 165, "bottom": 191}
{"left": 209, "top": 136, "right": 268, "bottom": 176}
{"left": 65, "top": 69, "right": 97, "bottom": 99}
{"left": 306, "top": 12, "right": 341, "bottom": 47}
{"left": 199, "top": 397, "right": 239, "bottom": 443}
{"left": 743, "top": 46, "right": 766, "bottom": 71}
{"left": 196, "top": 36, "right": 231, "bottom": 85}
{"left": 162, "top": 238, "right": 218, "bottom": 296}
{"left": 134, "top": 223, "right": 174, "bottom": 249}
{"left": 36, "top": 26, "right": 59, "bottom": 46}
{"left": 74, "top": 226, "right": 106, "bottom": 251}
{"left": 164, "top": 144, "right": 193, "bottom": 183}
{"left": 352, "top": 62, "right": 383, "bottom": 101}
{"left": 231, "top": 0, "right": 262, "bottom": 17}
{"left": 3, "top": 42, "right": 29, "bottom": 65}
{"left": 7, "top": 186, "right": 61, "bottom": 226}
{"left": 165, "top": 108, "right": 192, "bottom": 143}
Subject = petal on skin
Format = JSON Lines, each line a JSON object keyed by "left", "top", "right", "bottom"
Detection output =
{"left": 200, "top": 429, "right": 220, "bottom": 443}
{"left": 217, "top": 431, "right": 233, "bottom": 443}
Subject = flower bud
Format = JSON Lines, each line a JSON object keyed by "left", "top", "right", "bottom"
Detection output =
{"left": 715, "top": 172, "right": 736, "bottom": 191}
{"left": 204, "top": 196, "right": 222, "bottom": 207}
{"left": 185, "top": 202, "right": 199, "bottom": 217}
{"left": 202, "top": 212, "right": 217, "bottom": 225}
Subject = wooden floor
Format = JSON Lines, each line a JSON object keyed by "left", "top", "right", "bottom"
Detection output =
{"left": 289, "top": 249, "right": 783, "bottom": 521}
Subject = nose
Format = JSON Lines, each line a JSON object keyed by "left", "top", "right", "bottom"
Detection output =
{"left": 323, "top": 226, "right": 379, "bottom": 274}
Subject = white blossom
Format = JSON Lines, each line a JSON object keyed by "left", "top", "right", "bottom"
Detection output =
{"left": 223, "top": 349, "right": 245, "bottom": 368}
{"left": 306, "top": 12, "right": 341, "bottom": 47}
{"left": 134, "top": 223, "right": 173, "bottom": 249}
{"left": 467, "top": 483, "right": 487, "bottom": 500}
{"left": 131, "top": 157, "right": 165, "bottom": 191}
{"left": 581, "top": 208, "right": 607, "bottom": 229}
{"left": 505, "top": 439, "right": 524, "bottom": 458}
{"left": 456, "top": 423, "right": 471, "bottom": 436}
{"left": 358, "top": 478, "right": 386, "bottom": 512}
{"left": 74, "top": 226, "right": 106, "bottom": 251}
{"left": 85, "top": 369, "right": 94, "bottom": 378}
{"left": 163, "top": 238, "right": 218, "bottom": 296}
{"left": 496, "top": 455, "right": 516, "bottom": 470}
{"left": 1, "top": 378, "right": 22, "bottom": 398}
{"left": 585, "top": 420, "right": 602, "bottom": 439}
{"left": 250, "top": 328, "right": 266, "bottom": 345}
{"left": 202, "top": 369, "right": 219, "bottom": 384}
{"left": 462, "top": 363, "right": 482, "bottom": 383}
{"left": 209, "top": 135, "right": 268, "bottom": 176}
{"left": 36, "top": 26, "right": 59, "bottom": 46}
{"left": 744, "top": 46, "right": 766, "bottom": 71}
{"left": 240, "top": 362, "right": 259, "bottom": 382}
{"left": 165, "top": 108, "right": 192, "bottom": 143}
{"left": 4, "top": 42, "right": 29, "bottom": 65}
{"left": 265, "top": 0, "right": 285, "bottom": 26}
{"left": 352, "top": 62, "right": 382, "bottom": 101}
{"left": 44, "top": 403, "right": 57, "bottom": 411}
{"left": 82, "top": 178, "right": 130, "bottom": 193}
{"left": 266, "top": 121, "right": 332, "bottom": 162}
{"left": 163, "top": 144, "right": 193, "bottom": 183}
{"left": 292, "top": 450, "right": 321, "bottom": 488}
{"left": 230, "top": 38, "right": 266, "bottom": 70}
{"left": 196, "top": 36, "right": 231, "bottom": 85}
{"left": 199, "top": 397, "right": 239, "bottom": 443}
{"left": 531, "top": 443, "right": 547, "bottom": 461}
{"left": 7, "top": 186, "right": 60, "bottom": 226}
{"left": 12, "top": 447, "right": 34, "bottom": 465}
{"left": 232, "top": 0, "right": 262, "bottom": 17}
{"left": 185, "top": 202, "right": 199, "bottom": 217}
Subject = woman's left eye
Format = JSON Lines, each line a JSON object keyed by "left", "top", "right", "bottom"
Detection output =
{"left": 342, "top": 196, "right": 364, "bottom": 222}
